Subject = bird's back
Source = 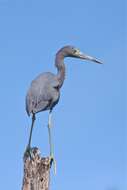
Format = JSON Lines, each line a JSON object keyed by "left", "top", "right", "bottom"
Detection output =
{"left": 26, "top": 72, "right": 60, "bottom": 116}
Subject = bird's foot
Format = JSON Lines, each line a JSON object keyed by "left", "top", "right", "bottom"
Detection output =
{"left": 49, "top": 155, "right": 57, "bottom": 175}
{"left": 24, "top": 146, "right": 33, "bottom": 160}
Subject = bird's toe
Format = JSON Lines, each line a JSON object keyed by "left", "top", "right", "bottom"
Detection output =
{"left": 24, "top": 146, "right": 33, "bottom": 160}
{"left": 49, "top": 155, "right": 57, "bottom": 174}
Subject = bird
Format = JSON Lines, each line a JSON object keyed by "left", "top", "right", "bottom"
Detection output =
{"left": 25, "top": 45, "right": 102, "bottom": 172}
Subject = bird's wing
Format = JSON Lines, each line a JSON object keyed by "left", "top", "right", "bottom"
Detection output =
{"left": 26, "top": 72, "right": 60, "bottom": 115}
{"left": 37, "top": 72, "right": 60, "bottom": 88}
{"left": 33, "top": 100, "right": 49, "bottom": 114}
{"left": 26, "top": 84, "right": 51, "bottom": 115}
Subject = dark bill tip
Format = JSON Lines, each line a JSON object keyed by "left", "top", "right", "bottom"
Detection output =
{"left": 78, "top": 53, "right": 103, "bottom": 64}
{"left": 92, "top": 58, "right": 103, "bottom": 64}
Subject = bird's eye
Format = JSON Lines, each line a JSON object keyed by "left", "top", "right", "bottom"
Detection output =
{"left": 72, "top": 48, "right": 77, "bottom": 53}
{"left": 73, "top": 49, "right": 80, "bottom": 54}
{"left": 73, "top": 49, "right": 77, "bottom": 53}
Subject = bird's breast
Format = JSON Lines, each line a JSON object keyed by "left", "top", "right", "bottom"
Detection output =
{"left": 50, "top": 87, "right": 60, "bottom": 109}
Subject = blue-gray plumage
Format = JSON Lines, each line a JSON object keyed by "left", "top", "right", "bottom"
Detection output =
{"left": 26, "top": 72, "right": 60, "bottom": 115}
{"left": 25, "top": 45, "right": 102, "bottom": 172}
{"left": 26, "top": 46, "right": 102, "bottom": 116}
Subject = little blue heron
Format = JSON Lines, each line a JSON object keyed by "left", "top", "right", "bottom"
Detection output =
{"left": 25, "top": 45, "right": 102, "bottom": 172}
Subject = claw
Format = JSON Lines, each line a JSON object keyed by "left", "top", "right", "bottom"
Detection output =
{"left": 25, "top": 146, "right": 33, "bottom": 159}
{"left": 49, "top": 155, "right": 57, "bottom": 175}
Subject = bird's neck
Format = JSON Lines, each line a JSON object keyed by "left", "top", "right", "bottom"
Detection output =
{"left": 55, "top": 53, "right": 65, "bottom": 87}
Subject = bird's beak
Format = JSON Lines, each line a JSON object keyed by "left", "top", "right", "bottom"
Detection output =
{"left": 77, "top": 51, "right": 103, "bottom": 64}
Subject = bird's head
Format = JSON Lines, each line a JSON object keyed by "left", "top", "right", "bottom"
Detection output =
{"left": 58, "top": 45, "right": 103, "bottom": 64}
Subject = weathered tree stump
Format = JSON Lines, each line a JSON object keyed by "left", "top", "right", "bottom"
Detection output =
{"left": 22, "top": 147, "right": 51, "bottom": 190}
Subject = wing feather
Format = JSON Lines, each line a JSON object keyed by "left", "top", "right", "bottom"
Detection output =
{"left": 26, "top": 72, "right": 60, "bottom": 115}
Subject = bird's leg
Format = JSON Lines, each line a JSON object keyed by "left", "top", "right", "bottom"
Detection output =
{"left": 25, "top": 113, "right": 36, "bottom": 158}
{"left": 48, "top": 110, "right": 56, "bottom": 174}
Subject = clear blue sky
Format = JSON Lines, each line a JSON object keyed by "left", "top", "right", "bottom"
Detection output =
{"left": 0, "top": 0, "right": 126, "bottom": 189}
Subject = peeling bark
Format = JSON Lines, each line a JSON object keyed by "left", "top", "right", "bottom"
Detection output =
{"left": 22, "top": 147, "right": 51, "bottom": 190}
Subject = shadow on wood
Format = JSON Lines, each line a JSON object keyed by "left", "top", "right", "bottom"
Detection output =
{"left": 22, "top": 147, "right": 51, "bottom": 190}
